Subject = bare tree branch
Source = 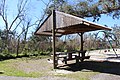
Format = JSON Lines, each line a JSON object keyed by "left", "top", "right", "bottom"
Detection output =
{"left": 8, "top": 14, "right": 24, "bottom": 31}
{"left": 9, "top": 0, "right": 28, "bottom": 31}
{"left": 37, "top": 0, "right": 51, "bottom": 27}
{"left": 0, "top": 0, "right": 8, "bottom": 30}
{"left": 13, "top": 18, "right": 23, "bottom": 32}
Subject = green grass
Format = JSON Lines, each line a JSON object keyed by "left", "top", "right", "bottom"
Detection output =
{"left": 0, "top": 58, "right": 45, "bottom": 77}
{"left": 0, "top": 57, "right": 101, "bottom": 80}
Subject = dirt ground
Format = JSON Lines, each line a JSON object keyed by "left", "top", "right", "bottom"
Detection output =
{"left": 57, "top": 48, "right": 120, "bottom": 80}
{"left": 88, "top": 48, "right": 120, "bottom": 62}
{"left": 90, "top": 73, "right": 120, "bottom": 80}
{"left": 88, "top": 49, "right": 120, "bottom": 80}
{"left": 0, "top": 49, "right": 120, "bottom": 80}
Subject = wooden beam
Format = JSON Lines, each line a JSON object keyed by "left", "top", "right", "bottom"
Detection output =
{"left": 35, "top": 32, "right": 62, "bottom": 37}
{"left": 77, "top": 33, "right": 84, "bottom": 50}
{"left": 80, "top": 32, "right": 84, "bottom": 51}
{"left": 78, "top": 32, "right": 85, "bottom": 61}
{"left": 52, "top": 10, "right": 57, "bottom": 69}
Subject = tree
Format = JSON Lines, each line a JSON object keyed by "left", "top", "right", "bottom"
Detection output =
{"left": 46, "top": 0, "right": 120, "bottom": 50}
{"left": 48, "top": 0, "right": 120, "bottom": 21}
{"left": 0, "top": 0, "right": 29, "bottom": 52}
{"left": 112, "top": 25, "right": 120, "bottom": 46}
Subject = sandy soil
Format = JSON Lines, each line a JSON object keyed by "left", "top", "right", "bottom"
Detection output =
{"left": 88, "top": 49, "right": 120, "bottom": 80}
{"left": 88, "top": 49, "right": 120, "bottom": 62}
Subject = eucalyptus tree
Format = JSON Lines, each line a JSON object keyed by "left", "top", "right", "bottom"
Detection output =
{"left": 48, "top": 0, "right": 120, "bottom": 20}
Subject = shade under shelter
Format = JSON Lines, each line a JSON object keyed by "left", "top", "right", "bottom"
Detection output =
{"left": 34, "top": 10, "right": 112, "bottom": 69}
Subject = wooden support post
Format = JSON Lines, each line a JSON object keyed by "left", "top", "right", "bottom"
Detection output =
{"left": 80, "top": 32, "right": 85, "bottom": 62}
{"left": 78, "top": 33, "right": 84, "bottom": 50}
{"left": 52, "top": 10, "right": 57, "bottom": 69}
{"left": 77, "top": 32, "right": 85, "bottom": 62}
{"left": 80, "top": 32, "right": 84, "bottom": 51}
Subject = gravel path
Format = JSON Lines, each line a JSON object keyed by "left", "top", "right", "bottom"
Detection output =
{"left": 0, "top": 76, "right": 71, "bottom": 80}
{"left": 90, "top": 73, "right": 120, "bottom": 80}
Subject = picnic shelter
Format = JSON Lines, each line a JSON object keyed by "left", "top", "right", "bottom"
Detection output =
{"left": 34, "top": 10, "right": 112, "bottom": 69}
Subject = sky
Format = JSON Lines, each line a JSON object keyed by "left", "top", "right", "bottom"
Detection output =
{"left": 90, "top": 15, "right": 120, "bottom": 28}
{"left": 0, "top": 0, "right": 48, "bottom": 37}
{"left": 0, "top": 0, "right": 120, "bottom": 38}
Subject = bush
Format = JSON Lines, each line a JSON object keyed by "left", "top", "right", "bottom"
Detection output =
{"left": 28, "top": 50, "right": 50, "bottom": 57}
{"left": 0, "top": 48, "right": 14, "bottom": 60}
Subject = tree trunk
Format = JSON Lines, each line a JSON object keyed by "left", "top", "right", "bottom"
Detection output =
{"left": 16, "top": 38, "right": 20, "bottom": 57}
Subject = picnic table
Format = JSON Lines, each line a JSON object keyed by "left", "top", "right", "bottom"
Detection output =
{"left": 56, "top": 50, "right": 90, "bottom": 64}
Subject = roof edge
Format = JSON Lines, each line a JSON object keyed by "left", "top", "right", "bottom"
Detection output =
{"left": 56, "top": 11, "right": 112, "bottom": 31}
{"left": 34, "top": 13, "right": 52, "bottom": 35}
